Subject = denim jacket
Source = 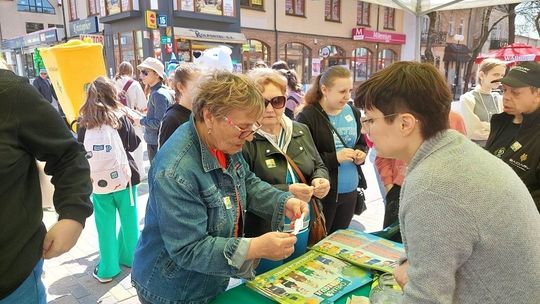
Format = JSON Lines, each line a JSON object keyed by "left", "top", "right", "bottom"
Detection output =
{"left": 132, "top": 117, "right": 292, "bottom": 304}
{"left": 141, "top": 83, "right": 173, "bottom": 145}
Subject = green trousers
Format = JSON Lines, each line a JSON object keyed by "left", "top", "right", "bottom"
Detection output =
{"left": 92, "top": 186, "right": 139, "bottom": 279}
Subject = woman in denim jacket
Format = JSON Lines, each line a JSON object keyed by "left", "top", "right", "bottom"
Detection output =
{"left": 131, "top": 71, "right": 308, "bottom": 304}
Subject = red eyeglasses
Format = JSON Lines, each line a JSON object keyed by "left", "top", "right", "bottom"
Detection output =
{"left": 223, "top": 116, "right": 262, "bottom": 139}
{"left": 264, "top": 96, "right": 286, "bottom": 109}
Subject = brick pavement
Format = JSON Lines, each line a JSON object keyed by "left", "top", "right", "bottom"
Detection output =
{"left": 40, "top": 154, "right": 384, "bottom": 303}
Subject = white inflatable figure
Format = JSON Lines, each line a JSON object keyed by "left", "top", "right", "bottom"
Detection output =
{"left": 192, "top": 45, "right": 233, "bottom": 72}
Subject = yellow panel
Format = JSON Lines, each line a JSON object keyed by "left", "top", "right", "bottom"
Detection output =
{"left": 39, "top": 39, "right": 106, "bottom": 126}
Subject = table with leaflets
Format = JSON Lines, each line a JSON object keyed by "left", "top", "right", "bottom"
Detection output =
{"left": 212, "top": 229, "right": 404, "bottom": 304}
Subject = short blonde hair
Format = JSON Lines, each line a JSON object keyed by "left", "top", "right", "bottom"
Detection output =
{"left": 477, "top": 58, "right": 506, "bottom": 83}
{"left": 192, "top": 71, "right": 264, "bottom": 122}
{"left": 247, "top": 68, "right": 287, "bottom": 95}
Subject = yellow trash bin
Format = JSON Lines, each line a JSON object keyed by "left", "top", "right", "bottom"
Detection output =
{"left": 39, "top": 39, "right": 106, "bottom": 128}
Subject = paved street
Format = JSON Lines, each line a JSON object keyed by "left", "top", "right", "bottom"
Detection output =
{"left": 41, "top": 151, "right": 385, "bottom": 303}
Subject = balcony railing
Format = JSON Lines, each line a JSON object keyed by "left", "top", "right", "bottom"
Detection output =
{"left": 489, "top": 39, "right": 508, "bottom": 50}
{"left": 421, "top": 31, "right": 448, "bottom": 46}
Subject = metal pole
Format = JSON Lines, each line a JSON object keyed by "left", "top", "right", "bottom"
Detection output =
{"left": 60, "top": 0, "right": 68, "bottom": 41}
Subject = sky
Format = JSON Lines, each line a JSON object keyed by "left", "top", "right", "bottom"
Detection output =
{"left": 516, "top": 2, "right": 540, "bottom": 39}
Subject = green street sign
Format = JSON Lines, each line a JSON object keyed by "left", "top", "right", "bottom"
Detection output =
{"left": 160, "top": 36, "right": 171, "bottom": 44}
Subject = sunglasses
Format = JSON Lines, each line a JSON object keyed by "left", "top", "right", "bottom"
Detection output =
{"left": 264, "top": 96, "right": 286, "bottom": 109}
{"left": 140, "top": 70, "right": 151, "bottom": 76}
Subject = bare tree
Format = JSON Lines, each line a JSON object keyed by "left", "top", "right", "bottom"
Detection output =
{"left": 423, "top": 12, "right": 438, "bottom": 64}
{"left": 515, "top": 1, "right": 540, "bottom": 37}
{"left": 462, "top": 7, "right": 505, "bottom": 92}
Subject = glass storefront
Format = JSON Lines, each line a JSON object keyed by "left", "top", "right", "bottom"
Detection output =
{"left": 242, "top": 39, "right": 270, "bottom": 71}
{"left": 352, "top": 47, "right": 373, "bottom": 82}
{"left": 280, "top": 42, "right": 312, "bottom": 85}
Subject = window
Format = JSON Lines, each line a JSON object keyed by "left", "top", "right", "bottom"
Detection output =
{"left": 352, "top": 47, "right": 373, "bottom": 81}
{"left": 378, "top": 49, "right": 396, "bottom": 70}
{"left": 26, "top": 22, "right": 44, "bottom": 33}
{"left": 103, "top": 0, "right": 134, "bottom": 16}
{"left": 357, "top": 1, "right": 370, "bottom": 26}
{"left": 179, "top": 0, "right": 236, "bottom": 17}
{"left": 448, "top": 15, "right": 454, "bottom": 36}
{"left": 325, "top": 0, "right": 340, "bottom": 22}
{"left": 285, "top": 0, "right": 304, "bottom": 17}
{"left": 68, "top": 0, "right": 78, "bottom": 20}
{"left": 88, "top": 0, "right": 100, "bottom": 16}
{"left": 383, "top": 7, "right": 395, "bottom": 29}
{"left": 242, "top": 39, "right": 270, "bottom": 72}
{"left": 112, "top": 31, "right": 144, "bottom": 70}
{"left": 17, "top": 0, "right": 55, "bottom": 14}
{"left": 241, "top": 0, "right": 263, "bottom": 10}
{"left": 280, "top": 42, "right": 311, "bottom": 84}
{"left": 458, "top": 18, "right": 464, "bottom": 35}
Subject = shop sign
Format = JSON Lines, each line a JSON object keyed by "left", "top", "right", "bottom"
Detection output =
{"left": 23, "top": 28, "right": 59, "bottom": 47}
{"left": 160, "top": 36, "right": 172, "bottom": 44}
{"left": 146, "top": 10, "right": 157, "bottom": 29}
{"left": 70, "top": 16, "right": 99, "bottom": 36}
{"left": 158, "top": 15, "right": 168, "bottom": 27}
{"left": 174, "top": 27, "right": 246, "bottom": 44}
{"left": 352, "top": 28, "right": 406, "bottom": 45}
{"left": 80, "top": 34, "right": 104, "bottom": 45}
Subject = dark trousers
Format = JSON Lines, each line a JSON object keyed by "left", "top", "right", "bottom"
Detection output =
{"left": 322, "top": 190, "right": 357, "bottom": 234}
{"left": 147, "top": 144, "right": 158, "bottom": 163}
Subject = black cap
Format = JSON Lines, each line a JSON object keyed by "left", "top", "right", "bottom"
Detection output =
{"left": 493, "top": 62, "right": 540, "bottom": 88}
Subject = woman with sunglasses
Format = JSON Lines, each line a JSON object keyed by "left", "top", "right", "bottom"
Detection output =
{"left": 242, "top": 68, "right": 330, "bottom": 273}
{"left": 133, "top": 57, "right": 174, "bottom": 162}
{"left": 132, "top": 71, "right": 308, "bottom": 304}
{"left": 297, "top": 66, "right": 368, "bottom": 234}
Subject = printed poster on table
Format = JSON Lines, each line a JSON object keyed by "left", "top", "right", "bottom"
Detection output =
{"left": 247, "top": 250, "right": 372, "bottom": 304}
{"left": 311, "top": 229, "right": 404, "bottom": 274}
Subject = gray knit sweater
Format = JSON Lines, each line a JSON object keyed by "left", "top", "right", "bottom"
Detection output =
{"left": 400, "top": 130, "right": 540, "bottom": 304}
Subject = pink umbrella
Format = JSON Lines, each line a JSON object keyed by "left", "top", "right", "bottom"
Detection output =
{"left": 475, "top": 42, "right": 540, "bottom": 64}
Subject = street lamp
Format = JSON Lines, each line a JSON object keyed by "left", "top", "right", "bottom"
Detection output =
{"left": 453, "top": 34, "right": 464, "bottom": 100}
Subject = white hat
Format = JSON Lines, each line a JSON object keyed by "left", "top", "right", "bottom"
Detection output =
{"left": 137, "top": 57, "right": 166, "bottom": 79}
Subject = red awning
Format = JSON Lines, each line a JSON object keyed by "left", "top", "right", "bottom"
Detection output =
{"left": 476, "top": 43, "right": 540, "bottom": 64}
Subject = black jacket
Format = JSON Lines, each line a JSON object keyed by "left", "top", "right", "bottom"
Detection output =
{"left": 32, "top": 76, "right": 57, "bottom": 103}
{"left": 242, "top": 122, "right": 329, "bottom": 237}
{"left": 296, "top": 102, "right": 368, "bottom": 205}
{"left": 78, "top": 115, "right": 142, "bottom": 186}
{"left": 0, "top": 69, "right": 93, "bottom": 299}
{"left": 486, "top": 110, "right": 540, "bottom": 210}
{"left": 158, "top": 103, "right": 191, "bottom": 148}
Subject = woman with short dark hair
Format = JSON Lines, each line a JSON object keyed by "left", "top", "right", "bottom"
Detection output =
{"left": 355, "top": 61, "right": 540, "bottom": 303}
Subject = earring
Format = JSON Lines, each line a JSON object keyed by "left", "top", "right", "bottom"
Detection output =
{"left": 208, "top": 127, "right": 212, "bottom": 135}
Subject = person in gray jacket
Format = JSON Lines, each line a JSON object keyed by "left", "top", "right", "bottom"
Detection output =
{"left": 355, "top": 61, "right": 540, "bottom": 304}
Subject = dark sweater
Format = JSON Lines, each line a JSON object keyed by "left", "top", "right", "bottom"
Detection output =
{"left": 158, "top": 103, "right": 191, "bottom": 148}
{"left": 486, "top": 110, "right": 540, "bottom": 210}
{"left": 0, "top": 69, "right": 93, "bottom": 299}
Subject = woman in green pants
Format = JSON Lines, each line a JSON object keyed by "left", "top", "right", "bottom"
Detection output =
{"left": 78, "top": 76, "right": 142, "bottom": 283}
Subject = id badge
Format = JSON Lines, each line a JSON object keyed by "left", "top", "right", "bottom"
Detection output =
{"left": 223, "top": 196, "right": 233, "bottom": 209}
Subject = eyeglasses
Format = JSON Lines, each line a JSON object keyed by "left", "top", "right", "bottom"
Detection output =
{"left": 223, "top": 116, "right": 262, "bottom": 139}
{"left": 264, "top": 96, "right": 286, "bottom": 109}
{"left": 360, "top": 113, "right": 399, "bottom": 129}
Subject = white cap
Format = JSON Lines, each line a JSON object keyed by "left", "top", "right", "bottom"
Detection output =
{"left": 137, "top": 57, "right": 166, "bottom": 79}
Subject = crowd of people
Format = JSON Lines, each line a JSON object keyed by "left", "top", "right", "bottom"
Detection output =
{"left": 0, "top": 53, "right": 539, "bottom": 304}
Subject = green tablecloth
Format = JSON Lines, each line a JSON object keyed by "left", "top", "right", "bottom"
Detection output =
{"left": 211, "top": 282, "right": 371, "bottom": 303}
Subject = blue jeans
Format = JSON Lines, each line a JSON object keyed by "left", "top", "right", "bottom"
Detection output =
{"left": 0, "top": 259, "right": 46, "bottom": 304}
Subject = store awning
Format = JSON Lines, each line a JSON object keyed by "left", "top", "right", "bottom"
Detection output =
{"left": 443, "top": 43, "right": 471, "bottom": 62}
{"left": 173, "top": 27, "right": 246, "bottom": 44}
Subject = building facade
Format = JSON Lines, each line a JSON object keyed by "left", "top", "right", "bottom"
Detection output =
{"left": 240, "top": 0, "right": 407, "bottom": 86}
{"left": 0, "top": 0, "right": 67, "bottom": 76}
{"left": 98, "top": 0, "right": 244, "bottom": 77}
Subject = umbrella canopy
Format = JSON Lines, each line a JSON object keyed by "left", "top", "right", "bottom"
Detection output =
{"left": 475, "top": 43, "right": 540, "bottom": 64}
